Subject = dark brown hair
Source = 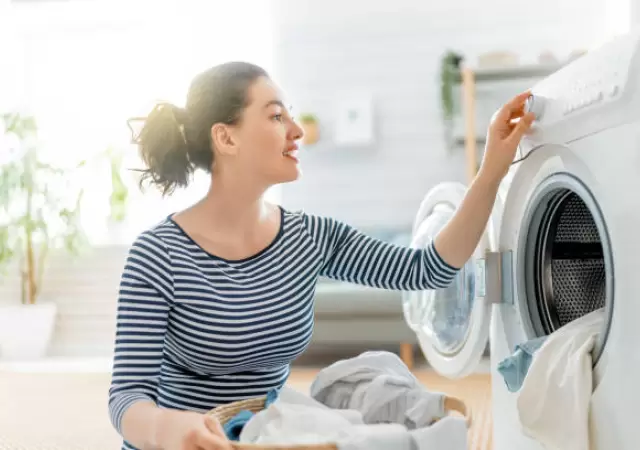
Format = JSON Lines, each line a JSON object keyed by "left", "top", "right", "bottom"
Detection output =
{"left": 130, "top": 61, "right": 268, "bottom": 196}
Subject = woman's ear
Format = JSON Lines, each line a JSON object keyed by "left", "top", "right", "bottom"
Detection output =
{"left": 211, "top": 123, "right": 238, "bottom": 156}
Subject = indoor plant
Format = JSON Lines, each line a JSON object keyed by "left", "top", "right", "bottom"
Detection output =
{"left": 0, "top": 112, "right": 87, "bottom": 359}
{"left": 439, "top": 50, "right": 464, "bottom": 148}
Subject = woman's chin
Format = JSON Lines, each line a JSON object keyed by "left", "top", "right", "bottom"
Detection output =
{"left": 279, "top": 165, "right": 302, "bottom": 183}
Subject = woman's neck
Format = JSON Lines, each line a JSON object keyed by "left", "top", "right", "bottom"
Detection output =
{"left": 198, "top": 170, "right": 272, "bottom": 235}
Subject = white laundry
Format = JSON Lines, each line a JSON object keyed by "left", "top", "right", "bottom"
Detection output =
{"left": 310, "top": 351, "right": 447, "bottom": 429}
{"left": 239, "top": 387, "right": 361, "bottom": 445}
{"left": 239, "top": 386, "right": 468, "bottom": 450}
{"left": 517, "top": 308, "right": 605, "bottom": 450}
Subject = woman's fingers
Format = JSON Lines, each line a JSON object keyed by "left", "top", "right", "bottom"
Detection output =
{"left": 204, "top": 415, "right": 226, "bottom": 437}
{"left": 496, "top": 91, "right": 531, "bottom": 123}
{"left": 194, "top": 431, "right": 231, "bottom": 450}
{"left": 203, "top": 416, "right": 232, "bottom": 449}
{"left": 506, "top": 112, "right": 535, "bottom": 146}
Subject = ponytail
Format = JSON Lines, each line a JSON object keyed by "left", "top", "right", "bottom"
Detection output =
{"left": 133, "top": 102, "right": 193, "bottom": 196}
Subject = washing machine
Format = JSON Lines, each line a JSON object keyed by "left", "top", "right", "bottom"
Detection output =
{"left": 404, "top": 30, "right": 640, "bottom": 450}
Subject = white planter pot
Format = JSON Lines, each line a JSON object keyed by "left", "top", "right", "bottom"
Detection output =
{"left": 0, "top": 302, "right": 57, "bottom": 360}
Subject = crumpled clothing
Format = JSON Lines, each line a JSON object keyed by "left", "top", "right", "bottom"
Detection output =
{"left": 223, "top": 389, "right": 279, "bottom": 441}
{"left": 239, "top": 386, "right": 467, "bottom": 450}
{"left": 309, "top": 350, "right": 446, "bottom": 429}
{"left": 497, "top": 336, "right": 547, "bottom": 392}
{"left": 517, "top": 308, "right": 605, "bottom": 450}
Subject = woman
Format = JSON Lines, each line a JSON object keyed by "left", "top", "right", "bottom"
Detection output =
{"left": 108, "top": 61, "right": 534, "bottom": 450}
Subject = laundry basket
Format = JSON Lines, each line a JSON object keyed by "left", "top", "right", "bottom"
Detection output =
{"left": 207, "top": 394, "right": 472, "bottom": 449}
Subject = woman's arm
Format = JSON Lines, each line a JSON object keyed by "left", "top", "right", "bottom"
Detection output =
{"left": 108, "top": 230, "right": 174, "bottom": 448}
{"left": 435, "top": 91, "right": 534, "bottom": 268}
{"left": 432, "top": 171, "right": 500, "bottom": 269}
{"left": 303, "top": 91, "right": 534, "bottom": 290}
{"left": 110, "top": 231, "right": 231, "bottom": 450}
{"left": 304, "top": 214, "right": 459, "bottom": 290}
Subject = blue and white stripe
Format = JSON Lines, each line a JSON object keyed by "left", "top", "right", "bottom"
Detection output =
{"left": 108, "top": 207, "right": 458, "bottom": 449}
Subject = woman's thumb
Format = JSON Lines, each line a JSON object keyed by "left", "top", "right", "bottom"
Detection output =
{"left": 508, "top": 112, "right": 535, "bottom": 144}
{"left": 204, "top": 415, "right": 225, "bottom": 435}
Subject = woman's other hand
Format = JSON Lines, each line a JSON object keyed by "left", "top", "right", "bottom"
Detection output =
{"left": 155, "top": 409, "right": 233, "bottom": 450}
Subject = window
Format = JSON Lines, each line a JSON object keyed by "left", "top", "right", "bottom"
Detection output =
{"left": 8, "top": 0, "right": 277, "bottom": 245}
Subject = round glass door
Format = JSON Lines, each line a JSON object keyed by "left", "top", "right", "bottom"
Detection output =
{"left": 412, "top": 203, "right": 476, "bottom": 355}
{"left": 405, "top": 181, "right": 496, "bottom": 379}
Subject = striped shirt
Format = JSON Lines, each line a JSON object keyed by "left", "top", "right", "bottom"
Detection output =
{"left": 108, "top": 207, "right": 458, "bottom": 449}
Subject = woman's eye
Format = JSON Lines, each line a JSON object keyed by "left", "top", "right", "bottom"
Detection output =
{"left": 272, "top": 114, "right": 283, "bottom": 122}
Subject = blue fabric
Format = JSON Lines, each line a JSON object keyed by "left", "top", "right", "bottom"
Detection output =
{"left": 223, "top": 389, "right": 279, "bottom": 441}
{"left": 497, "top": 336, "right": 547, "bottom": 393}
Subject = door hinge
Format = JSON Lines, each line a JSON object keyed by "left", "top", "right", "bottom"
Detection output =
{"left": 480, "top": 250, "right": 514, "bottom": 305}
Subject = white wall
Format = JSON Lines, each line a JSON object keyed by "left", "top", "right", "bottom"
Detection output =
{"left": 273, "top": 0, "right": 610, "bottom": 229}
{"left": 632, "top": 0, "right": 640, "bottom": 27}
{"left": 0, "top": 0, "right": 23, "bottom": 110}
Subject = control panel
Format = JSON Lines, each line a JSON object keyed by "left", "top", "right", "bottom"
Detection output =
{"left": 520, "top": 30, "right": 640, "bottom": 151}
{"left": 561, "top": 45, "right": 630, "bottom": 115}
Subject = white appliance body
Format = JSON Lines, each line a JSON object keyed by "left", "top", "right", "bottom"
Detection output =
{"left": 405, "top": 30, "right": 640, "bottom": 450}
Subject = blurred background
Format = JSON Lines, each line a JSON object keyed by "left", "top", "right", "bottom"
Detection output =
{"left": 0, "top": 0, "right": 634, "bottom": 448}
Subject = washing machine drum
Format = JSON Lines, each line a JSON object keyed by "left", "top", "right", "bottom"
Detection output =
{"left": 525, "top": 188, "right": 609, "bottom": 336}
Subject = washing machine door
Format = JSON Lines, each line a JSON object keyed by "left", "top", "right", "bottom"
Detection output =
{"left": 403, "top": 181, "right": 502, "bottom": 379}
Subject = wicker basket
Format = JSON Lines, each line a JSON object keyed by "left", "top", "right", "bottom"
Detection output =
{"left": 207, "top": 394, "right": 471, "bottom": 450}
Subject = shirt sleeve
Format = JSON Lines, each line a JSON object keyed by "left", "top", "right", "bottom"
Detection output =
{"left": 303, "top": 214, "right": 460, "bottom": 290}
{"left": 108, "top": 230, "right": 174, "bottom": 436}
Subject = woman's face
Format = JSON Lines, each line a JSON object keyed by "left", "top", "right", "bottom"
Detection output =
{"left": 221, "top": 76, "right": 304, "bottom": 188}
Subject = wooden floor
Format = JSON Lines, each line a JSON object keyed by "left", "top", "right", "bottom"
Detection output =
{"left": 0, "top": 367, "right": 492, "bottom": 450}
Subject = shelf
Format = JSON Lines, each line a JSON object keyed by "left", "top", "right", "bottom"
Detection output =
{"left": 453, "top": 62, "right": 566, "bottom": 83}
